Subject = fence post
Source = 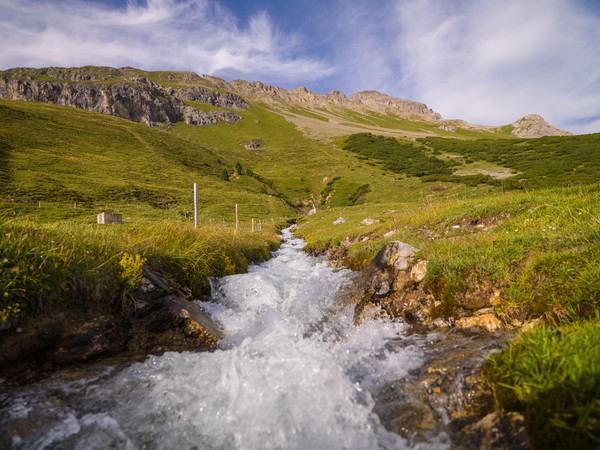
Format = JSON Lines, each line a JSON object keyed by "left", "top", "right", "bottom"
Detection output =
{"left": 194, "top": 183, "right": 198, "bottom": 229}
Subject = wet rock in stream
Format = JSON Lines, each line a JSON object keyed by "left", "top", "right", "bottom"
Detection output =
{"left": 373, "top": 326, "right": 528, "bottom": 448}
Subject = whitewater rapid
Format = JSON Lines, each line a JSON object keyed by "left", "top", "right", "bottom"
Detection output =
{"left": 1, "top": 227, "right": 445, "bottom": 449}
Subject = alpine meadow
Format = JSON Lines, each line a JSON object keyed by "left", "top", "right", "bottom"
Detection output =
{"left": 1, "top": 64, "right": 599, "bottom": 449}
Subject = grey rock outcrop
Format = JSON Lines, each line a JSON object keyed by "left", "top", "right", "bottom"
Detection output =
{"left": 240, "top": 139, "right": 265, "bottom": 150}
{"left": 181, "top": 106, "right": 241, "bottom": 126}
{"left": 510, "top": 114, "right": 573, "bottom": 138}
{"left": 203, "top": 75, "right": 444, "bottom": 122}
{"left": 374, "top": 241, "right": 419, "bottom": 271}
{"left": 350, "top": 91, "right": 442, "bottom": 121}
{"left": 171, "top": 86, "right": 249, "bottom": 109}
{"left": 360, "top": 218, "right": 381, "bottom": 226}
{"left": 0, "top": 68, "right": 245, "bottom": 127}
{"left": 0, "top": 75, "right": 179, "bottom": 125}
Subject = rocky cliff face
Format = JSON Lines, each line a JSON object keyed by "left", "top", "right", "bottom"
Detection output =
{"left": 0, "top": 67, "right": 573, "bottom": 136}
{"left": 0, "top": 68, "right": 245, "bottom": 127}
{"left": 349, "top": 91, "right": 443, "bottom": 121}
{"left": 205, "top": 74, "right": 573, "bottom": 135}
{"left": 170, "top": 86, "right": 249, "bottom": 109}
{"left": 203, "top": 75, "right": 444, "bottom": 122}
{"left": 510, "top": 114, "right": 574, "bottom": 138}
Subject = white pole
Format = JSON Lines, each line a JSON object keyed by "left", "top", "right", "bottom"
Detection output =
{"left": 194, "top": 183, "right": 198, "bottom": 229}
{"left": 236, "top": 204, "right": 239, "bottom": 231}
{"left": 252, "top": 218, "right": 254, "bottom": 232}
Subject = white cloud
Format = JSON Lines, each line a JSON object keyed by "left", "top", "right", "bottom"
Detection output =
{"left": 1, "top": 0, "right": 599, "bottom": 134}
{"left": 391, "top": 0, "right": 600, "bottom": 133}
{"left": 0, "top": 0, "right": 334, "bottom": 83}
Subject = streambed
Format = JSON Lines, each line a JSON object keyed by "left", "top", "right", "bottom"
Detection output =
{"left": 0, "top": 228, "right": 507, "bottom": 449}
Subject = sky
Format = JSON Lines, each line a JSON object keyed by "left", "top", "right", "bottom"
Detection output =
{"left": 1, "top": 0, "right": 600, "bottom": 134}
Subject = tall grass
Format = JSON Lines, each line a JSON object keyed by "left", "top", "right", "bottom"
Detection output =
{"left": 484, "top": 319, "right": 600, "bottom": 449}
{"left": 296, "top": 184, "right": 600, "bottom": 323}
{"left": 0, "top": 215, "right": 280, "bottom": 322}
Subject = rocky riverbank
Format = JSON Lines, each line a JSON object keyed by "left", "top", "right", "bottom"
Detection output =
{"left": 311, "top": 238, "right": 533, "bottom": 447}
{"left": 320, "top": 237, "right": 536, "bottom": 333}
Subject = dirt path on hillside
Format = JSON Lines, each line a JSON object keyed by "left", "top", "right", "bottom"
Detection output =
{"left": 279, "top": 111, "right": 436, "bottom": 141}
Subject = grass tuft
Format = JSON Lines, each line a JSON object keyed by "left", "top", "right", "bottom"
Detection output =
{"left": 484, "top": 319, "right": 600, "bottom": 449}
{"left": 0, "top": 214, "right": 281, "bottom": 321}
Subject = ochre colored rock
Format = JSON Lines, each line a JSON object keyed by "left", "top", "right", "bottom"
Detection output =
{"left": 410, "top": 261, "right": 428, "bottom": 283}
{"left": 456, "top": 313, "right": 503, "bottom": 331}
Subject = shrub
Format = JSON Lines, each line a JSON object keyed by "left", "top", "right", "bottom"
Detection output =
{"left": 119, "top": 253, "right": 147, "bottom": 296}
{"left": 234, "top": 161, "right": 243, "bottom": 175}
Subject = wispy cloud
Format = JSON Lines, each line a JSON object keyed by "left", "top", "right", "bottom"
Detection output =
{"left": 0, "top": 0, "right": 335, "bottom": 84}
{"left": 322, "top": 0, "right": 600, "bottom": 133}
{"left": 389, "top": 0, "right": 600, "bottom": 132}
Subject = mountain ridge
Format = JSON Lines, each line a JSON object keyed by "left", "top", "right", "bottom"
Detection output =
{"left": 0, "top": 66, "right": 573, "bottom": 138}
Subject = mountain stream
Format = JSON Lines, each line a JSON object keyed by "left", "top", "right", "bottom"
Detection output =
{"left": 0, "top": 227, "right": 504, "bottom": 449}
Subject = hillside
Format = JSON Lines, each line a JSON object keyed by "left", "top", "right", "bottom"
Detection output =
{"left": 1, "top": 66, "right": 600, "bottom": 447}
{"left": 1, "top": 66, "right": 597, "bottom": 219}
{"left": 0, "top": 98, "right": 295, "bottom": 223}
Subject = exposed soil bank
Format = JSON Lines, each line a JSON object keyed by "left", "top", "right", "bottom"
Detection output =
{"left": 0, "top": 266, "right": 221, "bottom": 381}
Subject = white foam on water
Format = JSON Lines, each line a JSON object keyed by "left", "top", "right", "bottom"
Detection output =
{"left": 2, "top": 227, "right": 444, "bottom": 449}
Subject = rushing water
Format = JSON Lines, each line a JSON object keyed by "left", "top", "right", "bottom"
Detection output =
{"left": 1, "top": 227, "right": 452, "bottom": 449}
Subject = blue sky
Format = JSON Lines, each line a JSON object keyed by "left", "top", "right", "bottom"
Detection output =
{"left": 1, "top": 0, "right": 600, "bottom": 134}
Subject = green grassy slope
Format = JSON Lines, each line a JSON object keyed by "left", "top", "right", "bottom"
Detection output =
{"left": 168, "top": 103, "right": 505, "bottom": 209}
{"left": 2, "top": 66, "right": 599, "bottom": 446}
{"left": 297, "top": 185, "right": 600, "bottom": 322}
{"left": 169, "top": 102, "right": 390, "bottom": 205}
{"left": 0, "top": 99, "right": 294, "bottom": 224}
{"left": 419, "top": 134, "right": 600, "bottom": 188}
{"left": 341, "top": 132, "right": 600, "bottom": 189}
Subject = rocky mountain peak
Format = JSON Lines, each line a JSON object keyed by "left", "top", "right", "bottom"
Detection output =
{"left": 325, "top": 90, "right": 349, "bottom": 103}
{"left": 349, "top": 91, "right": 443, "bottom": 121}
{"left": 510, "top": 114, "right": 573, "bottom": 138}
{"left": 0, "top": 66, "right": 575, "bottom": 138}
{"left": 211, "top": 78, "right": 442, "bottom": 122}
{"left": 291, "top": 86, "right": 310, "bottom": 94}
